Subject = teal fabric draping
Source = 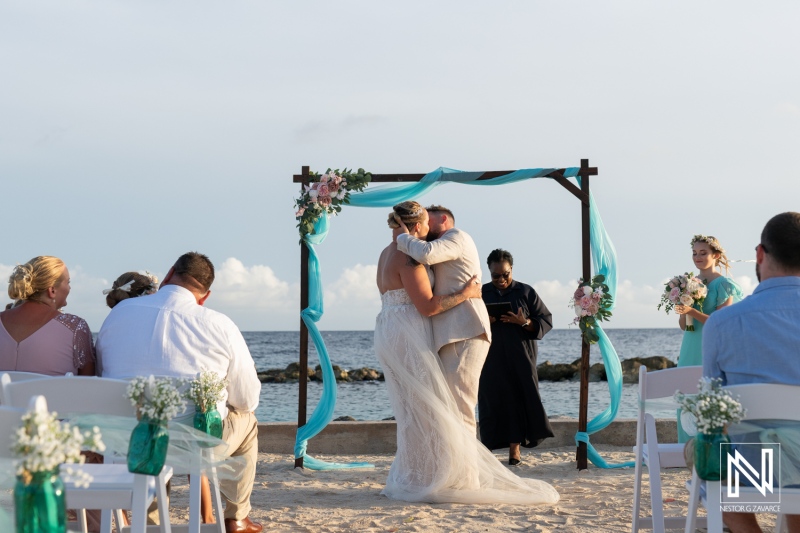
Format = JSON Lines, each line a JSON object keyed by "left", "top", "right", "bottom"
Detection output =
{"left": 297, "top": 166, "right": 626, "bottom": 469}
{"left": 295, "top": 213, "right": 373, "bottom": 470}
{"left": 571, "top": 183, "right": 633, "bottom": 468}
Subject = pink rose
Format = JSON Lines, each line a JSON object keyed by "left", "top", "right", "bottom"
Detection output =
{"left": 318, "top": 196, "right": 332, "bottom": 207}
{"left": 318, "top": 183, "right": 330, "bottom": 197}
{"left": 320, "top": 174, "right": 330, "bottom": 183}
{"left": 328, "top": 183, "right": 339, "bottom": 195}
{"left": 573, "top": 287, "right": 584, "bottom": 300}
{"left": 579, "top": 295, "right": 593, "bottom": 309}
{"left": 588, "top": 302, "right": 600, "bottom": 315}
{"left": 669, "top": 287, "right": 681, "bottom": 302}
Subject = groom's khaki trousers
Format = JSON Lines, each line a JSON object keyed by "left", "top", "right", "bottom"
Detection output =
{"left": 438, "top": 336, "right": 490, "bottom": 437}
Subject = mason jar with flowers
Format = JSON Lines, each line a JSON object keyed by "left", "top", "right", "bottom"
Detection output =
{"left": 675, "top": 378, "right": 746, "bottom": 481}
{"left": 126, "top": 376, "right": 185, "bottom": 476}
{"left": 12, "top": 401, "right": 104, "bottom": 533}
{"left": 185, "top": 370, "right": 229, "bottom": 441}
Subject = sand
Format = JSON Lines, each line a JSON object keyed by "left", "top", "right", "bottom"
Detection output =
{"left": 164, "top": 445, "right": 778, "bottom": 532}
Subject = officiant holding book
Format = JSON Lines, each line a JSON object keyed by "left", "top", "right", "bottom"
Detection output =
{"left": 478, "top": 249, "right": 554, "bottom": 465}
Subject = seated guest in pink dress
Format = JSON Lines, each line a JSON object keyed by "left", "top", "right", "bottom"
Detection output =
{"left": 0, "top": 256, "right": 95, "bottom": 376}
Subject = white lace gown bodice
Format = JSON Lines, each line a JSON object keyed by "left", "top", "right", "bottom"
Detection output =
{"left": 374, "top": 286, "right": 559, "bottom": 505}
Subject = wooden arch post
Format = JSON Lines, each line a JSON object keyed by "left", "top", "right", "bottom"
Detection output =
{"left": 292, "top": 160, "right": 598, "bottom": 469}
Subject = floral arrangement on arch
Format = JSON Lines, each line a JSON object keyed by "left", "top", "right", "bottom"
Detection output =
{"left": 569, "top": 274, "right": 613, "bottom": 344}
{"left": 294, "top": 168, "right": 371, "bottom": 237}
{"left": 184, "top": 370, "right": 229, "bottom": 414}
{"left": 12, "top": 405, "right": 105, "bottom": 488}
{"left": 127, "top": 376, "right": 186, "bottom": 423}
{"left": 657, "top": 272, "right": 707, "bottom": 331}
{"left": 674, "top": 377, "right": 745, "bottom": 434}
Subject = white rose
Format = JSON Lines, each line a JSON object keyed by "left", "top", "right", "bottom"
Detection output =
{"left": 679, "top": 294, "right": 694, "bottom": 306}
{"left": 582, "top": 286, "right": 593, "bottom": 296}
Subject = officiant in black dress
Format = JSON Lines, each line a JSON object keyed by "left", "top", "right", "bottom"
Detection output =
{"left": 478, "top": 249, "right": 555, "bottom": 465}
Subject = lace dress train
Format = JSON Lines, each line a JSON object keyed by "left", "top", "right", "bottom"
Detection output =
{"left": 374, "top": 289, "right": 559, "bottom": 505}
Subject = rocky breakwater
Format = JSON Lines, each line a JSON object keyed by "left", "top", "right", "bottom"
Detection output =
{"left": 257, "top": 362, "right": 384, "bottom": 383}
{"left": 536, "top": 356, "right": 675, "bottom": 384}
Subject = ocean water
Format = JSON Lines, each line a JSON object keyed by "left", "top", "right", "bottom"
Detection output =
{"left": 250, "top": 328, "right": 684, "bottom": 423}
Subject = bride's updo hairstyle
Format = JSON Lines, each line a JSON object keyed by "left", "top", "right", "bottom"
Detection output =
{"left": 7, "top": 256, "right": 66, "bottom": 302}
{"left": 387, "top": 201, "right": 425, "bottom": 230}
{"left": 690, "top": 234, "right": 731, "bottom": 273}
{"left": 104, "top": 271, "right": 159, "bottom": 309}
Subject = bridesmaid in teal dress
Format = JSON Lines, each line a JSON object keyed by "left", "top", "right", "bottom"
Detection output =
{"left": 675, "top": 235, "right": 744, "bottom": 441}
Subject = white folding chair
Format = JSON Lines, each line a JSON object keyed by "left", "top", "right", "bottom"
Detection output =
{"left": 632, "top": 365, "right": 706, "bottom": 532}
{"left": 0, "top": 374, "right": 173, "bottom": 533}
{"left": 0, "top": 371, "right": 50, "bottom": 405}
{"left": 685, "top": 383, "right": 800, "bottom": 533}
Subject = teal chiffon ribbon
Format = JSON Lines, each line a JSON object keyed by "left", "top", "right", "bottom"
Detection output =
{"left": 295, "top": 214, "right": 373, "bottom": 470}
{"left": 296, "top": 167, "right": 627, "bottom": 469}
{"left": 571, "top": 179, "right": 633, "bottom": 468}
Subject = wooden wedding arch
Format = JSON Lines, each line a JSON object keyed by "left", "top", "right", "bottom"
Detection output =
{"left": 293, "top": 159, "right": 599, "bottom": 469}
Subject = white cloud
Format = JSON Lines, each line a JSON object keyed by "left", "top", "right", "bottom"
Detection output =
{"left": 320, "top": 264, "right": 381, "bottom": 330}
{"left": 775, "top": 102, "right": 800, "bottom": 117}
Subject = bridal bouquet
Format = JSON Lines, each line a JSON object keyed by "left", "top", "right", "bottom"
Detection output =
{"left": 12, "top": 405, "right": 105, "bottom": 487}
{"left": 569, "top": 275, "right": 613, "bottom": 344}
{"left": 657, "top": 272, "right": 707, "bottom": 331}
{"left": 127, "top": 375, "right": 185, "bottom": 423}
{"left": 674, "top": 377, "right": 745, "bottom": 434}
{"left": 294, "top": 168, "right": 372, "bottom": 238}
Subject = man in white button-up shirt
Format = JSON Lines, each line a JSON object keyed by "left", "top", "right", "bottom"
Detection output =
{"left": 97, "top": 252, "right": 263, "bottom": 533}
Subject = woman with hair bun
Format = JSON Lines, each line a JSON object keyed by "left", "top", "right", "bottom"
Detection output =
{"left": 0, "top": 256, "right": 96, "bottom": 376}
{"left": 103, "top": 271, "right": 159, "bottom": 309}
{"left": 674, "top": 235, "right": 743, "bottom": 441}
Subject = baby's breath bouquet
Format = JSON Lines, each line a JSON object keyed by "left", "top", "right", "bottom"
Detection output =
{"left": 185, "top": 370, "right": 228, "bottom": 439}
{"left": 12, "top": 404, "right": 105, "bottom": 533}
{"left": 126, "top": 376, "right": 184, "bottom": 476}
{"left": 674, "top": 377, "right": 746, "bottom": 434}
{"left": 185, "top": 369, "right": 228, "bottom": 413}
{"left": 127, "top": 375, "right": 185, "bottom": 423}
{"left": 13, "top": 406, "right": 105, "bottom": 487}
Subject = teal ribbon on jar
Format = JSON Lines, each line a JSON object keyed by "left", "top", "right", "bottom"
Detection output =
{"left": 127, "top": 416, "right": 170, "bottom": 476}
{"left": 14, "top": 469, "right": 66, "bottom": 533}
{"left": 193, "top": 407, "right": 223, "bottom": 442}
{"left": 695, "top": 430, "right": 731, "bottom": 481}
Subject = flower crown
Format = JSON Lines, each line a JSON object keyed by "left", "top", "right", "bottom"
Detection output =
{"left": 690, "top": 234, "right": 725, "bottom": 254}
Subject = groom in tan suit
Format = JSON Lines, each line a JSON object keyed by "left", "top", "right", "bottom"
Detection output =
{"left": 396, "top": 205, "right": 491, "bottom": 435}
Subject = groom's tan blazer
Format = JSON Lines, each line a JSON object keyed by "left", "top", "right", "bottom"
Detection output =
{"left": 396, "top": 228, "right": 491, "bottom": 352}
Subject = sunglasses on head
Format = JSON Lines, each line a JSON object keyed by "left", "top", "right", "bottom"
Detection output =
{"left": 491, "top": 271, "right": 511, "bottom": 280}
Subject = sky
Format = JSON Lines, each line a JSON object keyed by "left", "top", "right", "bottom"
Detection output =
{"left": 1, "top": 1, "right": 798, "bottom": 333}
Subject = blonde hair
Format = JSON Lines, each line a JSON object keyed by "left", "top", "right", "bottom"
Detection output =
{"left": 387, "top": 201, "right": 426, "bottom": 229}
{"left": 691, "top": 235, "right": 731, "bottom": 273}
{"left": 8, "top": 256, "right": 66, "bottom": 301}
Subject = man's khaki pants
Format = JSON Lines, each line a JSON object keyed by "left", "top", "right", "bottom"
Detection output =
{"left": 148, "top": 409, "right": 259, "bottom": 523}
{"left": 438, "top": 337, "right": 490, "bottom": 437}
{"left": 219, "top": 409, "right": 259, "bottom": 520}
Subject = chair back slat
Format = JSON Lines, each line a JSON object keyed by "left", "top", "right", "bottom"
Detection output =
{"left": 726, "top": 383, "right": 800, "bottom": 422}
{"left": 640, "top": 365, "right": 703, "bottom": 400}
{"left": 1, "top": 375, "right": 134, "bottom": 417}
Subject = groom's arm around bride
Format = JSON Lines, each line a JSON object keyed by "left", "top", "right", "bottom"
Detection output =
{"left": 395, "top": 205, "right": 491, "bottom": 436}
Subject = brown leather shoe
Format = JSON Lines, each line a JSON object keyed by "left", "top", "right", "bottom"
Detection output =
{"left": 225, "top": 517, "right": 263, "bottom": 533}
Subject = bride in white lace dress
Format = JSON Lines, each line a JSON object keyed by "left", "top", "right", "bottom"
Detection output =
{"left": 375, "top": 201, "right": 560, "bottom": 505}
